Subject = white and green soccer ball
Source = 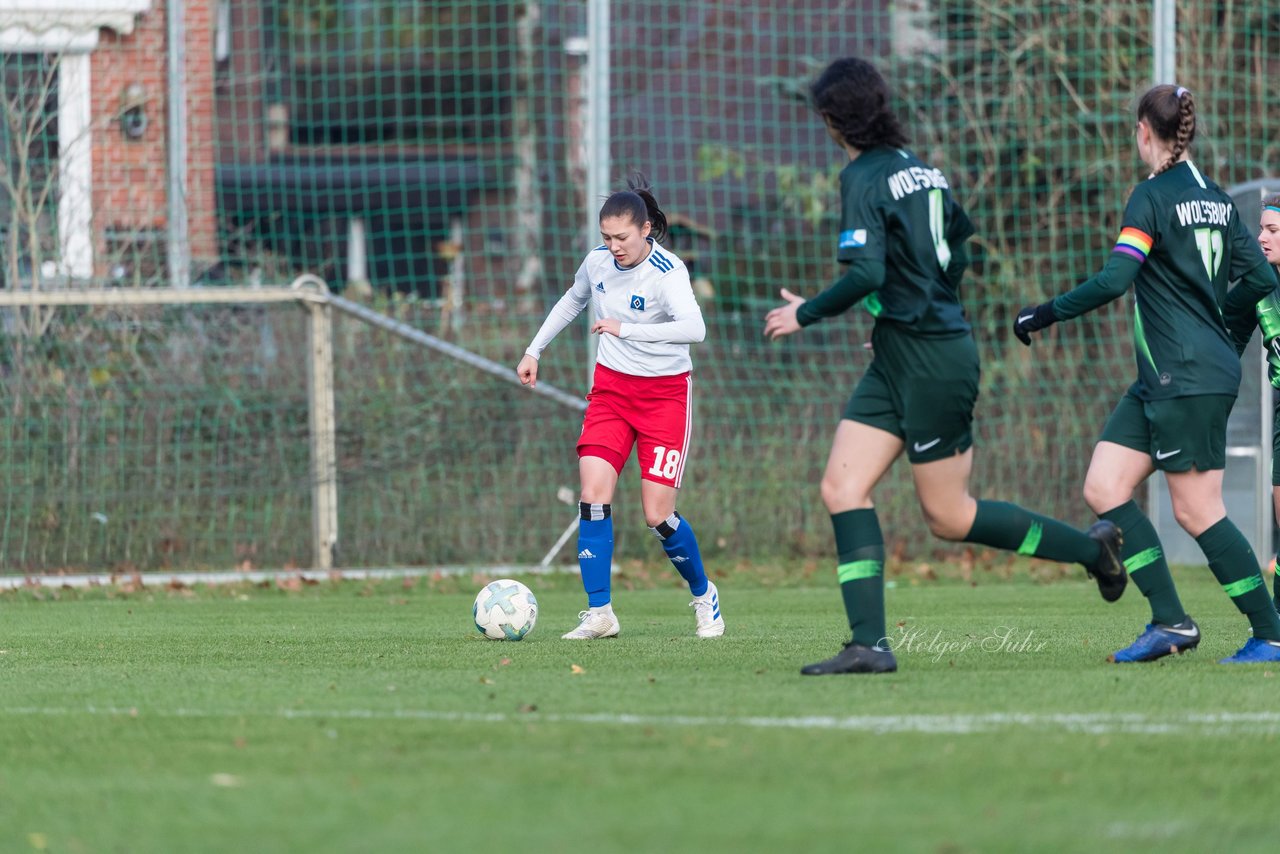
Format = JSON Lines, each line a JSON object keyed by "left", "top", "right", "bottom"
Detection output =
{"left": 473, "top": 579, "right": 538, "bottom": 641}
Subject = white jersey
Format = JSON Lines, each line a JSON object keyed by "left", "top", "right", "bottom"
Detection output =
{"left": 525, "top": 240, "right": 705, "bottom": 376}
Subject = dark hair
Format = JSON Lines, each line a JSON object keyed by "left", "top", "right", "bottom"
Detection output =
{"left": 1263, "top": 193, "right": 1280, "bottom": 209}
{"left": 808, "top": 57, "right": 907, "bottom": 151}
{"left": 1137, "top": 84, "right": 1196, "bottom": 175}
{"left": 599, "top": 172, "right": 668, "bottom": 243}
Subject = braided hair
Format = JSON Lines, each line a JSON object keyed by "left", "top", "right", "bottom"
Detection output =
{"left": 599, "top": 172, "right": 669, "bottom": 243}
{"left": 808, "top": 57, "right": 907, "bottom": 151}
{"left": 1137, "top": 84, "right": 1196, "bottom": 176}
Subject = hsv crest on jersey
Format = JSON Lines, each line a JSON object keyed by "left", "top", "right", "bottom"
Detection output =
{"left": 631, "top": 295, "right": 646, "bottom": 311}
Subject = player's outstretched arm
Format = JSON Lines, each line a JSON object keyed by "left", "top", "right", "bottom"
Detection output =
{"left": 1016, "top": 251, "right": 1143, "bottom": 346}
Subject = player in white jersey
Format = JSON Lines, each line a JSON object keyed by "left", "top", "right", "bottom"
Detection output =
{"left": 516, "top": 174, "right": 724, "bottom": 640}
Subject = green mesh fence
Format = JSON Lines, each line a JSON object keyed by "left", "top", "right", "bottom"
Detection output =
{"left": 2, "top": 2, "right": 1280, "bottom": 573}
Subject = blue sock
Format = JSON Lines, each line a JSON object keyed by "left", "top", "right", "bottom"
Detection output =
{"left": 578, "top": 502, "right": 613, "bottom": 607}
{"left": 651, "top": 512, "right": 708, "bottom": 596}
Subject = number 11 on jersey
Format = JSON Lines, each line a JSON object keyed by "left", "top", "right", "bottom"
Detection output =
{"left": 1194, "top": 227, "right": 1223, "bottom": 280}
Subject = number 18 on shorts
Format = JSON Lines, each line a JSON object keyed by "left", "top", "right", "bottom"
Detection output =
{"left": 576, "top": 364, "right": 693, "bottom": 489}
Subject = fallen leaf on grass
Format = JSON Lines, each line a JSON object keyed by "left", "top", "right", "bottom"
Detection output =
{"left": 210, "top": 773, "right": 242, "bottom": 788}
{"left": 570, "top": 664, "right": 586, "bottom": 675}
{"left": 276, "top": 575, "right": 303, "bottom": 592}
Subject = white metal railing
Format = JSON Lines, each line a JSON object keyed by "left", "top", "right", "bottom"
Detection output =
{"left": 0, "top": 276, "right": 587, "bottom": 571}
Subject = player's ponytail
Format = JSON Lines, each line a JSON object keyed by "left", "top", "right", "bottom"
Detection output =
{"left": 599, "top": 172, "right": 669, "bottom": 243}
{"left": 1138, "top": 84, "right": 1196, "bottom": 176}
{"left": 626, "top": 173, "right": 668, "bottom": 244}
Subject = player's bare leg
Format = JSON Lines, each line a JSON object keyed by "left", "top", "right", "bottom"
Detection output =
{"left": 1164, "top": 466, "right": 1280, "bottom": 661}
{"left": 918, "top": 446, "right": 1126, "bottom": 602}
{"left": 802, "top": 421, "right": 902, "bottom": 675}
{"left": 1086, "top": 441, "right": 1199, "bottom": 661}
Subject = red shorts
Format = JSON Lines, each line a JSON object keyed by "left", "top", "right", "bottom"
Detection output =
{"left": 577, "top": 363, "right": 693, "bottom": 488}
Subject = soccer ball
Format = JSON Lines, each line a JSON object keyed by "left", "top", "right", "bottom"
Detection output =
{"left": 473, "top": 579, "right": 538, "bottom": 641}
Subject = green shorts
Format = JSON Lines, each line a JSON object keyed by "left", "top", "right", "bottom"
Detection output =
{"left": 1099, "top": 390, "right": 1234, "bottom": 473}
{"left": 844, "top": 324, "right": 979, "bottom": 464}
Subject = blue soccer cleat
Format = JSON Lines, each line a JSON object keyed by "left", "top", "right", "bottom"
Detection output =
{"left": 1219, "top": 637, "right": 1280, "bottom": 664}
{"left": 1110, "top": 618, "right": 1200, "bottom": 662}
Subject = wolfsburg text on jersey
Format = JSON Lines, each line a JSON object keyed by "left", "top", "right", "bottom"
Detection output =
{"left": 1174, "top": 200, "right": 1231, "bottom": 228}
{"left": 887, "top": 165, "right": 951, "bottom": 201}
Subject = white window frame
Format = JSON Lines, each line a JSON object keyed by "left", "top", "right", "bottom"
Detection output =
{"left": 0, "top": 1, "right": 152, "bottom": 279}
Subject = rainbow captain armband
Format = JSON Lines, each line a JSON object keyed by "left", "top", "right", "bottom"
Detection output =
{"left": 1113, "top": 227, "right": 1153, "bottom": 263}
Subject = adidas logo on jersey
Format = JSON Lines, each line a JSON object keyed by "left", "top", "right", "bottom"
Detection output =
{"left": 578, "top": 549, "right": 597, "bottom": 559}
{"left": 594, "top": 281, "right": 605, "bottom": 292}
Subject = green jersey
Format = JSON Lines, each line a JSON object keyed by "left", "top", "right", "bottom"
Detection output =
{"left": 798, "top": 147, "right": 972, "bottom": 336}
{"left": 1053, "top": 160, "right": 1271, "bottom": 400}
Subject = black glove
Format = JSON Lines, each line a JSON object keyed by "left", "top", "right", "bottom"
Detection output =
{"left": 1013, "top": 302, "right": 1058, "bottom": 346}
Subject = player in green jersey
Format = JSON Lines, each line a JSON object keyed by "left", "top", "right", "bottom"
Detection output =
{"left": 1252, "top": 195, "right": 1280, "bottom": 615}
{"left": 1015, "top": 85, "right": 1280, "bottom": 664}
{"left": 762, "top": 57, "right": 1127, "bottom": 676}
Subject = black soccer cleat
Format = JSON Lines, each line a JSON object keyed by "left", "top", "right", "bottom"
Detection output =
{"left": 800, "top": 642, "right": 898, "bottom": 675}
{"left": 1086, "top": 520, "right": 1127, "bottom": 603}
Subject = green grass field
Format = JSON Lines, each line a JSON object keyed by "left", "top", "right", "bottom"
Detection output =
{"left": 1, "top": 566, "right": 1277, "bottom": 853}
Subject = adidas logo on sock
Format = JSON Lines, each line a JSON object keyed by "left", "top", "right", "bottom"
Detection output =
{"left": 578, "top": 549, "right": 596, "bottom": 559}
{"left": 670, "top": 555, "right": 689, "bottom": 563}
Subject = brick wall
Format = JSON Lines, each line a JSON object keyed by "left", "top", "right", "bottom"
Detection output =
{"left": 91, "top": 0, "right": 217, "bottom": 280}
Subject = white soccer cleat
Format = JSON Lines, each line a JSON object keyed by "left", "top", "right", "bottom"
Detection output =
{"left": 561, "top": 605, "right": 621, "bottom": 639}
{"left": 690, "top": 581, "right": 724, "bottom": 638}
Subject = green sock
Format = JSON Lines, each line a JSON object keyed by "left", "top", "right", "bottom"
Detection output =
{"left": 1100, "top": 500, "right": 1186, "bottom": 626}
{"left": 832, "top": 508, "right": 886, "bottom": 648}
{"left": 1197, "top": 518, "right": 1280, "bottom": 642}
{"left": 964, "top": 500, "right": 1097, "bottom": 566}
